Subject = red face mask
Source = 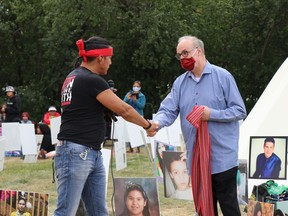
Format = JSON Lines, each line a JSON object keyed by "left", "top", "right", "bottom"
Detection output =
{"left": 180, "top": 57, "right": 196, "bottom": 71}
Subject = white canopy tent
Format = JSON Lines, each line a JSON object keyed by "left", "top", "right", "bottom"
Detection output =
{"left": 238, "top": 58, "right": 288, "bottom": 194}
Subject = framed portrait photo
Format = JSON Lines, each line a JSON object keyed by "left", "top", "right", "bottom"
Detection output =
{"left": 154, "top": 140, "right": 176, "bottom": 182}
{"left": 249, "top": 136, "right": 287, "bottom": 180}
{"left": 114, "top": 177, "right": 160, "bottom": 216}
{"left": 0, "top": 189, "right": 49, "bottom": 216}
{"left": 247, "top": 200, "right": 274, "bottom": 216}
{"left": 162, "top": 151, "right": 193, "bottom": 201}
{"left": 238, "top": 159, "right": 248, "bottom": 205}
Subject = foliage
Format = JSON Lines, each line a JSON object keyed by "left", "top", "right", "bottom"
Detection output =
{"left": 230, "top": 0, "right": 288, "bottom": 112}
{"left": 0, "top": 0, "right": 287, "bottom": 120}
{"left": 0, "top": 0, "right": 53, "bottom": 120}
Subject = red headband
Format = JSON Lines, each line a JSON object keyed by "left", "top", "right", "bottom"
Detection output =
{"left": 76, "top": 39, "right": 113, "bottom": 62}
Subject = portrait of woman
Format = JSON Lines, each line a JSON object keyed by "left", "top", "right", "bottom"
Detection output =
{"left": 154, "top": 141, "right": 175, "bottom": 181}
{"left": 155, "top": 142, "right": 166, "bottom": 178}
{"left": 114, "top": 178, "right": 160, "bottom": 216}
{"left": 119, "top": 182, "right": 150, "bottom": 216}
{"left": 253, "top": 202, "right": 262, "bottom": 216}
{"left": 247, "top": 200, "right": 274, "bottom": 216}
{"left": 0, "top": 190, "right": 48, "bottom": 216}
{"left": 10, "top": 197, "right": 31, "bottom": 216}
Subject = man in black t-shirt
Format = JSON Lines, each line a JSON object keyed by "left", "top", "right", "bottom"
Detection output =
{"left": 54, "top": 36, "right": 156, "bottom": 216}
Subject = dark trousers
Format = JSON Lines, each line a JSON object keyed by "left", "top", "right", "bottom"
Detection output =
{"left": 212, "top": 166, "right": 241, "bottom": 216}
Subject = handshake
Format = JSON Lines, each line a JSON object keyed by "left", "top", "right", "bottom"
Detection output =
{"left": 143, "top": 120, "right": 160, "bottom": 137}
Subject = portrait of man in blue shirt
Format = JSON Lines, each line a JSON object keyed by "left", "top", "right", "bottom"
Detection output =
{"left": 252, "top": 137, "right": 281, "bottom": 179}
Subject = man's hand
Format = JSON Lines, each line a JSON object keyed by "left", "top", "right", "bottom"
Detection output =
{"left": 146, "top": 121, "right": 159, "bottom": 137}
{"left": 202, "top": 106, "right": 210, "bottom": 121}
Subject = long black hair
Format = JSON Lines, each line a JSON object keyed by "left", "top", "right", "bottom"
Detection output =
{"left": 74, "top": 36, "right": 111, "bottom": 68}
{"left": 253, "top": 202, "right": 262, "bottom": 216}
{"left": 165, "top": 151, "right": 185, "bottom": 173}
{"left": 120, "top": 182, "right": 150, "bottom": 216}
{"left": 155, "top": 142, "right": 167, "bottom": 175}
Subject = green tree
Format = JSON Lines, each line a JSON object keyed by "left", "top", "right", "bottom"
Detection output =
{"left": 0, "top": 0, "right": 287, "bottom": 121}
{"left": 231, "top": 0, "right": 288, "bottom": 113}
{"left": 0, "top": 0, "right": 50, "bottom": 121}
{"left": 107, "top": 0, "right": 200, "bottom": 115}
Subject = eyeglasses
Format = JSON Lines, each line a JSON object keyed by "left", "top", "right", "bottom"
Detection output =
{"left": 175, "top": 47, "right": 198, "bottom": 60}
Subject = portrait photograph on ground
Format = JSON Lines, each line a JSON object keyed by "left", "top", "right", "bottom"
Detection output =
{"left": 247, "top": 200, "right": 274, "bottom": 216}
{"left": 114, "top": 177, "right": 160, "bottom": 216}
{"left": 162, "top": 151, "right": 192, "bottom": 201}
{"left": 237, "top": 159, "right": 248, "bottom": 205}
{"left": 0, "top": 189, "right": 49, "bottom": 216}
{"left": 154, "top": 140, "right": 176, "bottom": 182}
{"left": 249, "top": 136, "right": 287, "bottom": 180}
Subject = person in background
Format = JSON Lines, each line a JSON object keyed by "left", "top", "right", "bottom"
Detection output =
{"left": 43, "top": 106, "right": 60, "bottom": 126}
{"left": 123, "top": 81, "right": 146, "bottom": 153}
{"left": 107, "top": 79, "right": 117, "bottom": 93}
{"left": 10, "top": 197, "right": 31, "bottom": 216}
{"left": 1, "top": 86, "right": 21, "bottom": 122}
{"left": 21, "top": 112, "right": 33, "bottom": 124}
{"left": 36, "top": 123, "right": 54, "bottom": 159}
{"left": 123, "top": 81, "right": 146, "bottom": 116}
{"left": 54, "top": 36, "right": 156, "bottom": 216}
{"left": 0, "top": 106, "right": 4, "bottom": 136}
{"left": 0, "top": 105, "right": 5, "bottom": 122}
{"left": 253, "top": 137, "right": 281, "bottom": 179}
{"left": 38, "top": 149, "right": 55, "bottom": 159}
{"left": 149, "top": 35, "right": 246, "bottom": 216}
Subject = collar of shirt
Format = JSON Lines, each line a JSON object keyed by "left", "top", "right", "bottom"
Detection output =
{"left": 188, "top": 61, "right": 212, "bottom": 82}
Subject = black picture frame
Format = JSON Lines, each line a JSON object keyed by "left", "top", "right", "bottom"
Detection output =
{"left": 249, "top": 136, "right": 287, "bottom": 180}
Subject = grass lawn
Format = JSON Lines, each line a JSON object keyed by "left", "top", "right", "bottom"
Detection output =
{"left": 0, "top": 143, "right": 246, "bottom": 216}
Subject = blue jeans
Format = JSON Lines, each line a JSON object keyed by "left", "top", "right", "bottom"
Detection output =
{"left": 53, "top": 141, "right": 108, "bottom": 216}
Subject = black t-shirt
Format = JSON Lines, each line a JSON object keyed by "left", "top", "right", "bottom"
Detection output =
{"left": 57, "top": 66, "right": 109, "bottom": 150}
{"left": 39, "top": 123, "right": 54, "bottom": 152}
{"left": 5, "top": 95, "right": 21, "bottom": 122}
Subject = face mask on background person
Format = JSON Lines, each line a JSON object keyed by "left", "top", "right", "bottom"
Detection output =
{"left": 133, "top": 86, "right": 141, "bottom": 92}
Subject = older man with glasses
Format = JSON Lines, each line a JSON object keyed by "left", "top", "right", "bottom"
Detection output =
{"left": 150, "top": 35, "right": 246, "bottom": 216}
